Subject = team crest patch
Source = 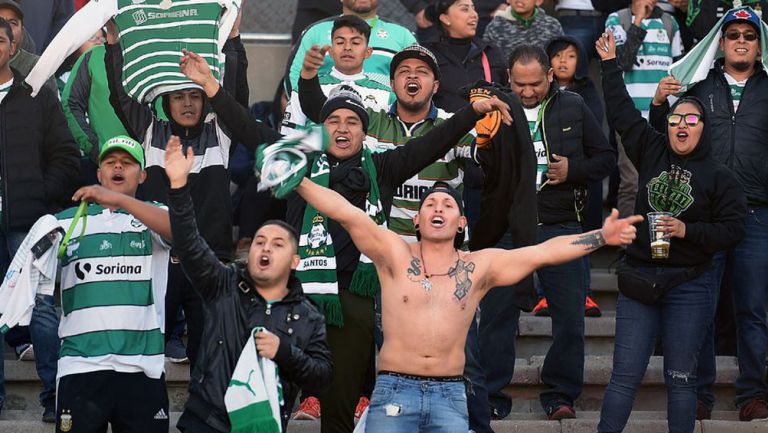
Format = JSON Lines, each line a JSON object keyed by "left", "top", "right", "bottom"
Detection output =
{"left": 60, "top": 410, "right": 73, "bottom": 432}
{"left": 307, "top": 214, "right": 328, "bottom": 255}
{"left": 646, "top": 165, "right": 694, "bottom": 216}
{"left": 131, "top": 218, "right": 145, "bottom": 229}
{"left": 377, "top": 28, "right": 389, "bottom": 39}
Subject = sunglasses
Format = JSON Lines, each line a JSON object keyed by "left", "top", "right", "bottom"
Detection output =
{"left": 724, "top": 30, "right": 758, "bottom": 41}
{"left": 667, "top": 113, "right": 702, "bottom": 127}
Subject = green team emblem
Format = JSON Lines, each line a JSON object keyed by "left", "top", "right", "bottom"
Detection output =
{"left": 646, "top": 165, "right": 694, "bottom": 216}
{"left": 307, "top": 214, "right": 328, "bottom": 256}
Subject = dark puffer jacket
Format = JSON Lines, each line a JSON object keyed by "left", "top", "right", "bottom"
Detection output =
{"left": 169, "top": 184, "right": 332, "bottom": 432}
{"left": 1, "top": 68, "right": 80, "bottom": 231}
{"left": 649, "top": 59, "right": 768, "bottom": 207}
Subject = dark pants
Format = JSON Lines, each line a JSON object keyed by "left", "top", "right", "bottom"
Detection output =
{"left": 464, "top": 314, "right": 493, "bottom": 432}
{"left": 599, "top": 265, "right": 719, "bottom": 433}
{"left": 557, "top": 14, "right": 607, "bottom": 63}
{"left": 0, "top": 229, "right": 58, "bottom": 411}
{"left": 320, "top": 290, "right": 375, "bottom": 433}
{"left": 536, "top": 222, "right": 586, "bottom": 412}
{"left": 165, "top": 260, "right": 204, "bottom": 367}
{"left": 731, "top": 206, "right": 768, "bottom": 406}
{"left": 695, "top": 251, "right": 727, "bottom": 410}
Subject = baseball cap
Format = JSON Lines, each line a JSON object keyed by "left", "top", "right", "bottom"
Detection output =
{"left": 722, "top": 7, "right": 761, "bottom": 34}
{"left": 99, "top": 136, "right": 145, "bottom": 169}
{"left": 390, "top": 44, "right": 441, "bottom": 81}
{"left": 0, "top": 1, "right": 23, "bottom": 20}
{"left": 319, "top": 85, "right": 369, "bottom": 132}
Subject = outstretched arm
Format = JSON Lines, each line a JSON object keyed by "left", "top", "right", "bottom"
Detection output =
{"left": 294, "top": 178, "right": 407, "bottom": 272}
{"left": 485, "top": 209, "right": 643, "bottom": 288}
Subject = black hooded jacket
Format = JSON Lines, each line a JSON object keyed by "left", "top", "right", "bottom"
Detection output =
{"left": 105, "top": 37, "right": 268, "bottom": 260}
{"left": 546, "top": 35, "right": 605, "bottom": 125}
{"left": 602, "top": 59, "right": 746, "bottom": 267}
{"left": 169, "top": 184, "right": 332, "bottom": 432}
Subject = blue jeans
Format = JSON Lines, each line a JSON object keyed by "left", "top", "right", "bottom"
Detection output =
{"left": 0, "top": 229, "right": 59, "bottom": 410}
{"left": 365, "top": 374, "right": 468, "bottom": 433}
{"left": 695, "top": 252, "right": 727, "bottom": 410}
{"left": 731, "top": 206, "right": 768, "bottom": 406}
{"left": 536, "top": 222, "right": 587, "bottom": 412}
{"left": 558, "top": 14, "right": 607, "bottom": 63}
{"left": 598, "top": 264, "right": 719, "bottom": 433}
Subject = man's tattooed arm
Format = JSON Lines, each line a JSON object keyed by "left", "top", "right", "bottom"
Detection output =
{"left": 570, "top": 230, "right": 606, "bottom": 251}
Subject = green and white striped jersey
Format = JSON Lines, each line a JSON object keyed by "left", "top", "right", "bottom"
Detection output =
{"left": 523, "top": 105, "right": 548, "bottom": 191}
{"left": 365, "top": 105, "right": 476, "bottom": 243}
{"left": 26, "top": 0, "right": 240, "bottom": 103}
{"left": 55, "top": 203, "right": 170, "bottom": 380}
{"left": 606, "top": 12, "right": 683, "bottom": 118}
{"left": 724, "top": 72, "right": 747, "bottom": 112}
{"left": 281, "top": 68, "right": 395, "bottom": 136}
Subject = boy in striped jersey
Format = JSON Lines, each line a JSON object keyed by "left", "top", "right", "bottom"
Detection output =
{"left": 281, "top": 15, "right": 395, "bottom": 136}
{"left": 0, "top": 135, "right": 174, "bottom": 433}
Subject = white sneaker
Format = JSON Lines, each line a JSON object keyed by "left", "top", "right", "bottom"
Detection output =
{"left": 17, "top": 344, "right": 35, "bottom": 361}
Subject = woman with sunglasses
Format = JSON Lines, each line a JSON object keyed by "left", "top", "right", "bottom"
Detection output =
{"left": 595, "top": 31, "right": 747, "bottom": 433}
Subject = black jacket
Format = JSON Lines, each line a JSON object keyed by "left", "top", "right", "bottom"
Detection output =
{"left": 169, "top": 185, "right": 332, "bottom": 432}
{"left": 423, "top": 34, "right": 507, "bottom": 112}
{"left": 535, "top": 87, "right": 615, "bottom": 224}
{"left": 1, "top": 68, "right": 80, "bottom": 231}
{"left": 685, "top": 1, "right": 768, "bottom": 41}
{"left": 106, "top": 37, "right": 261, "bottom": 260}
{"left": 649, "top": 60, "right": 768, "bottom": 207}
{"left": 546, "top": 35, "right": 605, "bottom": 124}
{"left": 603, "top": 59, "right": 746, "bottom": 267}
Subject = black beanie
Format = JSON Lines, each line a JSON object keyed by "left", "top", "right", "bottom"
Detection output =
{"left": 416, "top": 181, "right": 466, "bottom": 249}
{"left": 319, "top": 85, "right": 369, "bottom": 133}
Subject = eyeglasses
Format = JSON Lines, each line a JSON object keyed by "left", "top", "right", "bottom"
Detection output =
{"left": 667, "top": 113, "right": 702, "bottom": 127}
{"left": 724, "top": 30, "right": 758, "bottom": 41}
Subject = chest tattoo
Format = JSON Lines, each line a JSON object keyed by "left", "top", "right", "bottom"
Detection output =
{"left": 450, "top": 259, "right": 475, "bottom": 302}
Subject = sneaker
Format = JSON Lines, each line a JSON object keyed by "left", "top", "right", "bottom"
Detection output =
{"left": 165, "top": 338, "right": 189, "bottom": 364}
{"left": 547, "top": 404, "right": 576, "bottom": 421}
{"left": 292, "top": 396, "right": 321, "bottom": 421}
{"left": 354, "top": 396, "right": 369, "bottom": 421}
{"left": 533, "top": 298, "right": 549, "bottom": 317}
{"left": 42, "top": 405, "right": 56, "bottom": 423}
{"left": 696, "top": 400, "right": 712, "bottom": 420}
{"left": 585, "top": 296, "right": 602, "bottom": 317}
{"left": 15, "top": 343, "right": 34, "bottom": 361}
{"left": 739, "top": 395, "right": 768, "bottom": 421}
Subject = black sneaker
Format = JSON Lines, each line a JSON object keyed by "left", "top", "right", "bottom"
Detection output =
{"left": 165, "top": 338, "right": 189, "bottom": 364}
{"left": 42, "top": 405, "right": 56, "bottom": 423}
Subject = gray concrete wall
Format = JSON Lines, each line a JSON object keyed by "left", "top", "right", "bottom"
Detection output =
{"left": 244, "top": 43, "right": 291, "bottom": 103}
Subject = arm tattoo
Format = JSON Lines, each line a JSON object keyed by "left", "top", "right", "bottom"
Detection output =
{"left": 449, "top": 259, "right": 476, "bottom": 302}
{"left": 570, "top": 230, "right": 606, "bottom": 251}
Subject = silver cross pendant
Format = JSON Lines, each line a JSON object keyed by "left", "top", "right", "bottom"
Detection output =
{"left": 421, "top": 278, "right": 432, "bottom": 292}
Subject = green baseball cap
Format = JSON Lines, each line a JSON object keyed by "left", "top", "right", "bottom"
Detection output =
{"left": 99, "top": 136, "right": 145, "bottom": 169}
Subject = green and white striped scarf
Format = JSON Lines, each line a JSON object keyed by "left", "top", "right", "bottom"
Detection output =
{"left": 671, "top": 6, "right": 768, "bottom": 90}
{"left": 297, "top": 148, "right": 385, "bottom": 327}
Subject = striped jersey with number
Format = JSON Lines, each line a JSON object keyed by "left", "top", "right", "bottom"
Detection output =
{"left": 55, "top": 203, "right": 170, "bottom": 380}
{"left": 606, "top": 12, "right": 683, "bottom": 118}
{"left": 724, "top": 72, "right": 746, "bottom": 112}
{"left": 365, "top": 105, "right": 475, "bottom": 243}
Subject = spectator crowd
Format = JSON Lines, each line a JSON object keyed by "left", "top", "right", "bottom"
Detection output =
{"left": 0, "top": 1, "right": 766, "bottom": 433}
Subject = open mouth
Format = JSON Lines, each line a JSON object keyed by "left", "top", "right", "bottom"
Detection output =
{"left": 430, "top": 216, "right": 445, "bottom": 228}
{"left": 258, "top": 255, "right": 271, "bottom": 268}
{"left": 735, "top": 47, "right": 749, "bottom": 54}
{"left": 335, "top": 136, "right": 351, "bottom": 149}
{"left": 111, "top": 173, "right": 125, "bottom": 184}
{"left": 675, "top": 131, "right": 689, "bottom": 142}
{"left": 405, "top": 81, "right": 421, "bottom": 96}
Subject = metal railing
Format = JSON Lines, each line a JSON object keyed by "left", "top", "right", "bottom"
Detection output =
{"left": 240, "top": 33, "right": 292, "bottom": 44}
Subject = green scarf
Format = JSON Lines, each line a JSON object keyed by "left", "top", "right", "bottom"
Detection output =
{"left": 296, "top": 148, "right": 386, "bottom": 327}
{"left": 511, "top": 7, "right": 538, "bottom": 29}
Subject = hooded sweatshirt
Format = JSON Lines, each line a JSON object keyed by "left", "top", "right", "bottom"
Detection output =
{"left": 602, "top": 58, "right": 746, "bottom": 267}
{"left": 546, "top": 35, "right": 604, "bottom": 124}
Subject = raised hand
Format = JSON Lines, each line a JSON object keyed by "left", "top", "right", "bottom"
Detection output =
{"left": 301, "top": 44, "right": 330, "bottom": 80}
{"left": 653, "top": 75, "right": 682, "bottom": 106}
{"left": 595, "top": 31, "right": 617, "bottom": 62}
{"left": 164, "top": 136, "right": 195, "bottom": 189}
{"left": 632, "top": 0, "right": 654, "bottom": 25}
{"left": 601, "top": 208, "right": 643, "bottom": 247}
{"left": 180, "top": 49, "right": 219, "bottom": 97}
{"left": 229, "top": 0, "right": 244, "bottom": 38}
{"left": 471, "top": 95, "right": 513, "bottom": 126}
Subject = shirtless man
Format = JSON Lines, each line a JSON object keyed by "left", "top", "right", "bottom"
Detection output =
{"left": 293, "top": 179, "right": 641, "bottom": 432}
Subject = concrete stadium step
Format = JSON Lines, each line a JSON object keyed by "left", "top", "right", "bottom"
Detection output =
{"left": 587, "top": 269, "right": 619, "bottom": 312}
{"left": 2, "top": 411, "right": 765, "bottom": 433}
{"left": 516, "top": 312, "right": 617, "bottom": 358}
{"left": 506, "top": 356, "right": 739, "bottom": 413}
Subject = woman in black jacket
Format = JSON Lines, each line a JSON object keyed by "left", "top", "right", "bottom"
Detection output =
{"left": 596, "top": 32, "right": 746, "bottom": 433}
{"left": 422, "top": 0, "right": 507, "bottom": 112}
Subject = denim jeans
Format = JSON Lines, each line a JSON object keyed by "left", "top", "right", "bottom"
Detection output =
{"left": 598, "top": 264, "right": 720, "bottom": 433}
{"left": 464, "top": 312, "right": 493, "bottom": 432}
{"left": 557, "top": 14, "right": 607, "bottom": 63}
{"left": 365, "top": 374, "right": 469, "bottom": 433}
{"left": 475, "top": 231, "right": 521, "bottom": 419}
{"left": 0, "top": 229, "right": 59, "bottom": 410}
{"left": 695, "top": 252, "right": 727, "bottom": 410}
{"left": 731, "top": 206, "right": 768, "bottom": 406}
{"left": 536, "top": 222, "right": 586, "bottom": 412}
